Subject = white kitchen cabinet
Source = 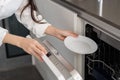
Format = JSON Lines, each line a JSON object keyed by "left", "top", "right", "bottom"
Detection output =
{"left": 34, "top": 0, "right": 85, "bottom": 80}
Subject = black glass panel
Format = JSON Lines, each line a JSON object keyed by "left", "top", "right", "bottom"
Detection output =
{"left": 4, "top": 14, "right": 30, "bottom": 58}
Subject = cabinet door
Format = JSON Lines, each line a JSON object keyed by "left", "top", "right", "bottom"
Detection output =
{"left": 34, "top": 0, "right": 83, "bottom": 80}
{"left": 35, "top": 0, "right": 76, "bottom": 65}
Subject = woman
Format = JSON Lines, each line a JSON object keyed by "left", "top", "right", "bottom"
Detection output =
{"left": 0, "top": 0, "right": 78, "bottom": 61}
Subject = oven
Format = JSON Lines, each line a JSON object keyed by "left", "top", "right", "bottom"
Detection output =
{"left": 85, "top": 24, "right": 120, "bottom": 80}
{"left": 0, "top": 15, "right": 32, "bottom": 71}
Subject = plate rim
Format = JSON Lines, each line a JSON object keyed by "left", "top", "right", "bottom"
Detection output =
{"left": 64, "top": 35, "right": 98, "bottom": 54}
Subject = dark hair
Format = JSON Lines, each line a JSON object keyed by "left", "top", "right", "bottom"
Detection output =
{"left": 21, "top": 0, "right": 44, "bottom": 23}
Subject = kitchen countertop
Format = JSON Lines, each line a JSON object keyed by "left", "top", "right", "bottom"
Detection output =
{"left": 51, "top": 0, "right": 120, "bottom": 41}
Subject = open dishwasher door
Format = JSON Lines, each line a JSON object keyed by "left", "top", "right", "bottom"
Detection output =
{"left": 35, "top": 38, "right": 83, "bottom": 80}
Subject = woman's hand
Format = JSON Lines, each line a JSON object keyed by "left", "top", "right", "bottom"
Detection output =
{"left": 3, "top": 33, "right": 47, "bottom": 62}
{"left": 45, "top": 26, "right": 78, "bottom": 40}
{"left": 18, "top": 38, "right": 47, "bottom": 61}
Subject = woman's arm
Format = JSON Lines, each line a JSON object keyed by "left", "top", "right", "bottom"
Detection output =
{"left": 15, "top": 0, "right": 50, "bottom": 38}
{"left": 45, "top": 26, "right": 78, "bottom": 40}
{"left": 15, "top": 0, "right": 78, "bottom": 40}
{"left": 14, "top": 0, "right": 78, "bottom": 62}
{"left": 3, "top": 33, "right": 47, "bottom": 61}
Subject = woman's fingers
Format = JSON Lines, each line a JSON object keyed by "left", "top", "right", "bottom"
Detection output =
{"left": 35, "top": 42, "right": 47, "bottom": 54}
{"left": 29, "top": 41, "right": 47, "bottom": 62}
{"left": 32, "top": 50, "right": 44, "bottom": 62}
{"left": 33, "top": 45, "right": 45, "bottom": 55}
{"left": 55, "top": 30, "right": 78, "bottom": 40}
{"left": 30, "top": 47, "right": 44, "bottom": 62}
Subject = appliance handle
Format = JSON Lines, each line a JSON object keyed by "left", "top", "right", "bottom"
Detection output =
{"left": 42, "top": 54, "right": 65, "bottom": 80}
{"left": 43, "top": 40, "right": 83, "bottom": 80}
{"left": 70, "top": 69, "right": 83, "bottom": 80}
{"left": 27, "top": 35, "right": 83, "bottom": 80}
{"left": 26, "top": 35, "right": 65, "bottom": 80}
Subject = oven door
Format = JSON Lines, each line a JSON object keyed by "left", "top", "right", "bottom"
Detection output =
{"left": 0, "top": 15, "right": 32, "bottom": 71}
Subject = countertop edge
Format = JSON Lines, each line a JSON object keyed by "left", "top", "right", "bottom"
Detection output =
{"left": 51, "top": 0, "right": 120, "bottom": 41}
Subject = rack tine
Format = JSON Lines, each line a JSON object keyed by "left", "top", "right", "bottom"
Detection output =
{"left": 87, "top": 55, "right": 116, "bottom": 80}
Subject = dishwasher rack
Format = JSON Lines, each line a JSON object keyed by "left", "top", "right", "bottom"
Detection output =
{"left": 85, "top": 24, "right": 120, "bottom": 80}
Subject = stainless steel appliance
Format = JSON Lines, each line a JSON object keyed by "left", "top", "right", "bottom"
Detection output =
{"left": 85, "top": 24, "right": 120, "bottom": 80}
{"left": 35, "top": 38, "right": 83, "bottom": 80}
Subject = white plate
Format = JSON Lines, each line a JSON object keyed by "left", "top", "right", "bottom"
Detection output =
{"left": 64, "top": 35, "right": 98, "bottom": 54}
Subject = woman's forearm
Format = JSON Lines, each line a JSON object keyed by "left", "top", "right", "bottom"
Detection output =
{"left": 2, "top": 33, "right": 47, "bottom": 62}
{"left": 45, "top": 26, "right": 57, "bottom": 36}
{"left": 2, "top": 33, "right": 23, "bottom": 47}
{"left": 45, "top": 26, "right": 78, "bottom": 40}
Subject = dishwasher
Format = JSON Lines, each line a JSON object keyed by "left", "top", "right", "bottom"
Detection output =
{"left": 85, "top": 24, "right": 120, "bottom": 80}
{"left": 34, "top": 38, "right": 83, "bottom": 80}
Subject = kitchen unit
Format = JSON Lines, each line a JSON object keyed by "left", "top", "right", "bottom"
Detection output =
{"left": 33, "top": 0, "right": 120, "bottom": 80}
{"left": 33, "top": 0, "right": 85, "bottom": 80}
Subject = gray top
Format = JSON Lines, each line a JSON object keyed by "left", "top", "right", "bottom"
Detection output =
{"left": 66, "top": 0, "right": 120, "bottom": 28}
{"left": 52, "top": 0, "right": 120, "bottom": 41}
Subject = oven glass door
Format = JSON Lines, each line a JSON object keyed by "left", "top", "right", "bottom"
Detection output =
{"left": 0, "top": 15, "right": 32, "bottom": 71}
